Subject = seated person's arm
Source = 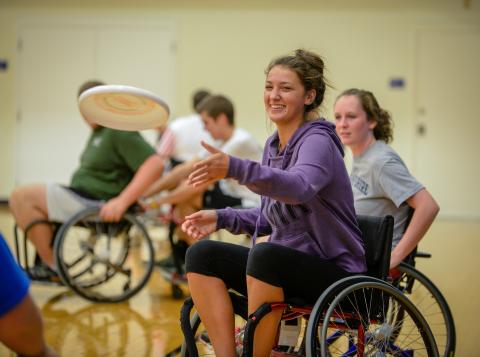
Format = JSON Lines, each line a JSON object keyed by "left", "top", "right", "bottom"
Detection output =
{"left": 100, "top": 155, "right": 164, "bottom": 221}
{"left": 143, "top": 158, "right": 199, "bottom": 198}
{"left": 153, "top": 179, "right": 209, "bottom": 207}
{"left": 390, "top": 188, "right": 440, "bottom": 268}
{"left": 190, "top": 137, "right": 334, "bottom": 205}
{"left": 217, "top": 206, "right": 271, "bottom": 237}
{"left": 183, "top": 206, "right": 271, "bottom": 242}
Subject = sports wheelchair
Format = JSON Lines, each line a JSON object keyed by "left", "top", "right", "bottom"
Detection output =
{"left": 390, "top": 250, "right": 455, "bottom": 357}
{"left": 386, "top": 208, "right": 455, "bottom": 357}
{"left": 179, "top": 215, "right": 440, "bottom": 356}
{"left": 14, "top": 206, "right": 155, "bottom": 303}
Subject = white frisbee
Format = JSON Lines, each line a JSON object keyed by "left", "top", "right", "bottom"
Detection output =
{"left": 78, "top": 84, "right": 170, "bottom": 131}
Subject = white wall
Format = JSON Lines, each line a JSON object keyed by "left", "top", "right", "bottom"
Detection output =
{"left": 0, "top": 1, "right": 479, "bottom": 203}
{"left": 0, "top": 10, "right": 17, "bottom": 196}
{"left": 1, "top": 2, "right": 480, "bottom": 355}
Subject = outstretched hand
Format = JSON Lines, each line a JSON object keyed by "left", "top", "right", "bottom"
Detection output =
{"left": 181, "top": 210, "right": 218, "bottom": 241}
{"left": 187, "top": 141, "right": 229, "bottom": 187}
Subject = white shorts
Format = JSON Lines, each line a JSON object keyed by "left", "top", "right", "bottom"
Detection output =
{"left": 46, "top": 183, "right": 102, "bottom": 222}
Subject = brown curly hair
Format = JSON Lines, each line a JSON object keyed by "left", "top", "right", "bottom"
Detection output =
{"left": 336, "top": 88, "right": 394, "bottom": 143}
{"left": 266, "top": 49, "right": 329, "bottom": 115}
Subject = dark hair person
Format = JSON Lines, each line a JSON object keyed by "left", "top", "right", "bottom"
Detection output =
{"left": 180, "top": 50, "right": 366, "bottom": 357}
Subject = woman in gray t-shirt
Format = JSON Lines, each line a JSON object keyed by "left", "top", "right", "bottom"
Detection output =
{"left": 334, "top": 88, "right": 439, "bottom": 268}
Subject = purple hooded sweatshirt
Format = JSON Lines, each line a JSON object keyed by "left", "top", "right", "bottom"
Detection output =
{"left": 216, "top": 119, "right": 366, "bottom": 273}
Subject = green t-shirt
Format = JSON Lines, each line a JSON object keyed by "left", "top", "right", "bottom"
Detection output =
{"left": 70, "top": 127, "right": 156, "bottom": 200}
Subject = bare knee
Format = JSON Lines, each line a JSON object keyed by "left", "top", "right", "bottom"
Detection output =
{"left": 9, "top": 186, "right": 25, "bottom": 212}
{"left": 9, "top": 184, "right": 48, "bottom": 222}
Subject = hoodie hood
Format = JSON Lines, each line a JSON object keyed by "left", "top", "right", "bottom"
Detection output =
{"left": 268, "top": 118, "right": 344, "bottom": 158}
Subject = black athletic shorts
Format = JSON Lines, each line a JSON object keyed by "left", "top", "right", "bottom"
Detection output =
{"left": 186, "top": 240, "right": 359, "bottom": 305}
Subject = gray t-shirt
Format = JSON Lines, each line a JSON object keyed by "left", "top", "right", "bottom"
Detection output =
{"left": 351, "top": 141, "right": 423, "bottom": 247}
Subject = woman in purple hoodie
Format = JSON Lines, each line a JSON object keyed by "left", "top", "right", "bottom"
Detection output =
{"left": 182, "top": 49, "right": 366, "bottom": 357}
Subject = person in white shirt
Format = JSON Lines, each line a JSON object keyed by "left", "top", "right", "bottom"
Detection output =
{"left": 142, "top": 95, "right": 262, "bottom": 268}
{"left": 155, "top": 89, "right": 214, "bottom": 167}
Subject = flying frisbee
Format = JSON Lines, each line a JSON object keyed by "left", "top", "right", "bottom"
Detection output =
{"left": 78, "top": 84, "right": 170, "bottom": 131}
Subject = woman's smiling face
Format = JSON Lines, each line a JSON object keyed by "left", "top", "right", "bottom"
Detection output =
{"left": 264, "top": 65, "right": 311, "bottom": 126}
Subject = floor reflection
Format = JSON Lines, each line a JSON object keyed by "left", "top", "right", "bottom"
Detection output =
{"left": 33, "top": 269, "right": 187, "bottom": 357}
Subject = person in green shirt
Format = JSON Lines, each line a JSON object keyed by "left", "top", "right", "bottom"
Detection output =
{"left": 9, "top": 80, "right": 164, "bottom": 279}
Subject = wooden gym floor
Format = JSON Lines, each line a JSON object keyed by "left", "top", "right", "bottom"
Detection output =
{"left": 0, "top": 208, "right": 479, "bottom": 356}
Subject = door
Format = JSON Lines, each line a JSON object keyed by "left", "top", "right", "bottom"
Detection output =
{"left": 414, "top": 28, "right": 480, "bottom": 218}
{"left": 16, "top": 20, "right": 175, "bottom": 185}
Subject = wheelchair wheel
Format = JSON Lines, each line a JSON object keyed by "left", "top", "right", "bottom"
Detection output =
{"left": 54, "top": 207, "right": 154, "bottom": 303}
{"left": 180, "top": 292, "right": 248, "bottom": 357}
{"left": 307, "top": 279, "right": 438, "bottom": 357}
{"left": 393, "top": 263, "right": 456, "bottom": 356}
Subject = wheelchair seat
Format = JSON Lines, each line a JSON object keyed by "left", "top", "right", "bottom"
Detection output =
{"left": 356, "top": 214, "right": 393, "bottom": 280}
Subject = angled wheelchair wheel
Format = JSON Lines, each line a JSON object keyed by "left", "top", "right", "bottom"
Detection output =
{"left": 393, "top": 263, "right": 456, "bottom": 357}
{"left": 180, "top": 292, "right": 248, "bottom": 357}
{"left": 306, "top": 276, "right": 381, "bottom": 357}
{"left": 53, "top": 207, "right": 154, "bottom": 303}
{"left": 308, "top": 279, "right": 439, "bottom": 357}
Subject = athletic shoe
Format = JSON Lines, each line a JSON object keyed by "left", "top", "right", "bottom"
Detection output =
{"left": 28, "top": 262, "right": 62, "bottom": 284}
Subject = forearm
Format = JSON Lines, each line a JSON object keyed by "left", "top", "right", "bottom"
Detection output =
{"left": 143, "top": 176, "right": 168, "bottom": 198}
{"left": 156, "top": 181, "right": 208, "bottom": 206}
{"left": 144, "top": 160, "right": 197, "bottom": 197}
{"left": 226, "top": 135, "right": 334, "bottom": 204}
{"left": 392, "top": 189, "right": 440, "bottom": 264}
{"left": 228, "top": 156, "right": 327, "bottom": 204}
{"left": 118, "top": 155, "right": 164, "bottom": 206}
{"left": 217, "top": 207, "right": 271, "bottom": 236}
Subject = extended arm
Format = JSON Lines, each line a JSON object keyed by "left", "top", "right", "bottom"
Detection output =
{"left": 190, "top": 134, "right": 334, "bottom": 204}
{"left": 182, "top": 206, "right": 271, "bottom": 242}
{"left": 217, "top": 206, "right": 271, "bottom": 237}
{"left": 390, "top": 188, "right": 439, "bottom": 268}
{"left": 143, "top": 159, "right": 199, "bottom": 197}
{"left": 154, "top": 180, "right": 209, "bottom": 206}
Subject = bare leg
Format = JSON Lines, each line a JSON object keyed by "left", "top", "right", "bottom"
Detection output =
{"left": 247, "top": 275, "right": 284, "bottom": 357}
{"left": 0, "top": 294, "right": 58, "bottom": 357}
{"left": 9, "top": 184, "right": 55, "bottom": 267}
{"left": 187, "top": 272, "right": 236, "bottom": 357}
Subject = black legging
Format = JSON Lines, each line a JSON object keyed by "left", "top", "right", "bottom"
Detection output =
{"left": 186, "top": 240, "right": 360, "bottom": 305}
